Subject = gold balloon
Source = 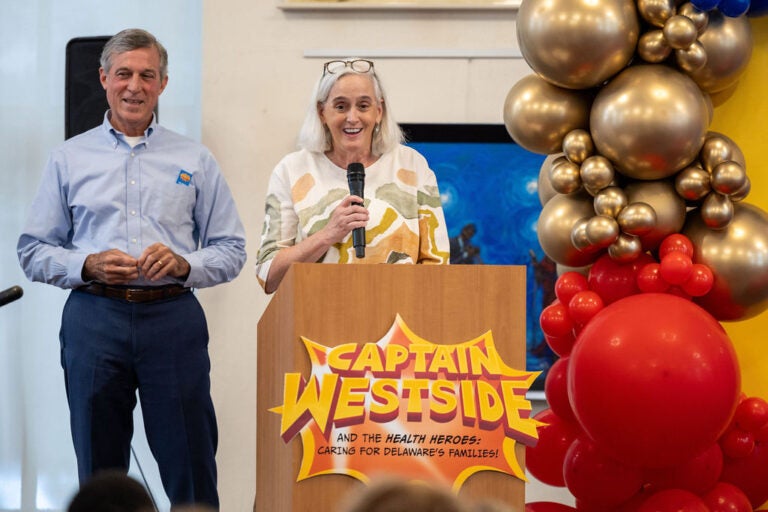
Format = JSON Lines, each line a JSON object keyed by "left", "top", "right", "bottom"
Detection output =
{"left": 571, "top": 218, "right": 592, "bottom": 251}
{"left": 563, "top": 129, "right": 595, "bottom": 165}
{"left": 503, "top": 74, "right": 592, "bottom": 155}
{"left": 638, "top": 30, "right": 672, "bottom": 63}
{"left": 664, "top": 15, "right": 698, "bottom": 50}
{"left": 594, "top": 186, "right": 628, "bottom": 217}
{"left": 538, "top": 192, "right": 603, "bottom": 267}
{"left": 676, "top": 41, "right": 707, "bottom": 74}
{"left": 638, "top": 0, "right": 676, "bottom": 27}
{"left": 617, "top": 202, "right": 657, "bottom": 236}
{"left": 685, "top": 202, "right": 768, "bottom": 321}
{"left": 688, "top": 11, "right": 753, "bottom": 94}
{"left": 549, "top": 159, "right": 583, "bottom": 195}
{"left": 711, "top": 161, "right": 747, "bottom": 196}
{"left": 608, "top": 233, "right": 644, "bottom": 262}
{"left": 538, "top": 153, "right": 564, "bottom": 206}
{"left": 580, "top": 155, "right": 615, "bottom": 194}
{"left": 677, "top": 2, "right": 709, "bottom": 34}
{"left": 517, "top": 0, "right": 639, "bottom": 89}
{"left": 701, "top": 192, "right": 734, "bottom": 229}
{"left": 675, "top": 165, "right": 711, "bottom": 202}
{"left": 625, "top": 179, "right": 687, "bottom": 250}
{"left": 585, "top": 215, "right": 621, "bottom": 248}
{"left": 591, "top": 65, "right": 710, "bottom": 180}
{"left": 700, "top": 132, "right": 747, "bottom": 172}
{"left": 731, "top": 176, "right": 751, "bottom": 203}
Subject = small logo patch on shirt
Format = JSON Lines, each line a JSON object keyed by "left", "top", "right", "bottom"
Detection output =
{"left": 176, "top": 170, "right": 193, "bottom": 186}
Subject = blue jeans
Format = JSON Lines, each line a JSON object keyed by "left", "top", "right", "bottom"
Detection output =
{"left": 60, "top": 289, "right": 219, "bottom": 508}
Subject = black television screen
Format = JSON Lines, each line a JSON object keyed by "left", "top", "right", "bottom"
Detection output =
{"left": 402, "top": 123, "right": 555, "bottom": 391}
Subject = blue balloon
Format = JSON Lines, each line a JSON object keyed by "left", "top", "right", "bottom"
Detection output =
{"left": 691, "top": 0, "right": 720, "bottom": 9}
{"left": 720, "top": 0, "right": 751, "bottom": 15}
{"left": 749, "top": 0, "right": 768, "bottom": 14}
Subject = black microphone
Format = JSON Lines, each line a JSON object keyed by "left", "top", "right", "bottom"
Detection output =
{"left": 346, "top": 162, "right": 366, "bottom": 258}
{"left": 0, "top": 285, "right": 23, "bottom": 307}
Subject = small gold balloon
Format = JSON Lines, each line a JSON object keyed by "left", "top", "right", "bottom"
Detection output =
{"left": 676, "top": 41, "right": 708, "bottom": 74}
{"left": 538, "top": 192, "right": 602, "bottom": 266}
{"left": 580, "top": 155, "right": 616, "bottom": 194}
{"left": 617, "top": 202, "right": 657, "bottom": 236}
{"left": 730, "top": 176, "right": 751, "bottom": 202}
{"left": 503, "top": 74, "right": 592, "bottom": 155}
{"left": 675, "top": 165, "right": 711, "bottom": 201}
{"left": 638, "top": 0, "right": 676, "bottom": 27}
{"left": 594, "top": 186, "right": 628, "bottom": 217}
{"left": 688, "top": 11, "right": 753, "bottom": 94}
{"left": 701, "top": 192, "right": 734, "bottom": 229}
{"left": 538, "top": 153, "right": 564, "bottom": 206}
{"left": 664, "top": 15, "right": 699, "bottom": 50}
{"left": 563, "top": 129, "right": 595, "bottom": 165}
{"left": 608, "top": 233, "right": 644, "bottom": 262}
{"left": 700, "top": 132, "right": 746, "bottom": 171}
{"left": 625, "top": 179, "right": 687, "bottom": 250}
{"left": 711, "top": 161, "right": 747, "bottom": 196}
{"left": 685, "top": 202, "right": 768, "bottom": 321}
{"left": 638, "top": 30, "right": 672, "bottom": 63}
{"left": 549, "top": 159, "right": 583, "bottom": 194}
{"left": 571, "top": 218, "right": 592, "bottom": 251}
{"left": 677, "top": 2, "right": 709, "bottom": 33}
{"left": 585, "top": 215, "right": 621, "bottom": 248}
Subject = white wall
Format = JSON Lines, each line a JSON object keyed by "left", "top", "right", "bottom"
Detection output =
{"left": 201, "top": 1, "right": 573, "bottom": 510}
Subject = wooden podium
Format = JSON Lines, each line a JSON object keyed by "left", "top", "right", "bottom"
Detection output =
{"left": 256, "top": 263, "right": 528, "bottom": 511}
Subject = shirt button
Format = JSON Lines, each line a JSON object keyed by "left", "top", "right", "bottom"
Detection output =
{"left": 131, "top": 152, "right": 135, "bottom": 157}
{"left": 130, "top": 210, "right": 136, "bottom": 216}
{"left": 130, "top": 180, "right": 136, "bottom": 185}
{"left": 131, "top": 238, "right": 138, "bottom": 244}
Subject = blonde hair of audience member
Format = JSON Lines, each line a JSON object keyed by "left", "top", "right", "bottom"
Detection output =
{"left": 339, "top": 478, "right": 471, "bottom": 512}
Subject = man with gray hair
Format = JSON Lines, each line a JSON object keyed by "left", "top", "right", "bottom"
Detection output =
{"left": 18, "top": 28, "right": 246, "bottom": 509}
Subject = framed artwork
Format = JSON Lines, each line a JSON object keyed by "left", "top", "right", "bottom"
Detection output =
{"left": 402, "top": 123, "right": 555, "bottom": 390}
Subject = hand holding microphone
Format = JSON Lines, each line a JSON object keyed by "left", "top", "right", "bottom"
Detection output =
{"left": 347, "top": 163, "right": 366, "bottom": 258}
{"left": 0, "top": 285, "right": 23, "bottom": 307}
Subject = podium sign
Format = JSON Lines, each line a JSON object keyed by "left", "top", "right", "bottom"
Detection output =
{"left": 256, "top": 263, "right": 535, "bottom": 511}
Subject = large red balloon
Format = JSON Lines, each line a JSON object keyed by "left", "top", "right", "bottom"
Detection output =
{"left": 568, "top": 293, "right": 741, "bottom": 468}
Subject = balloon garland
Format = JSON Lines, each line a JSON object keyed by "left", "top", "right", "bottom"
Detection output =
{"left": 506, "top": 0, "right": 768, "bottom": 510}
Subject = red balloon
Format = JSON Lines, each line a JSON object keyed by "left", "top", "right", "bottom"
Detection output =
{"left": 660, "top": 251, "right": 693, "bottom": 285}
{"left": 567, "top": 291, "right": 604, "bottom": 326}
{"left": 544, "top": 331, "right": 577, "bottom": 358}
{"left": 526, "top": 408, "right": 579, "bottom": 487}
{"left": 587, "top": 252, "right": 655, "bottom": 305}
{"left": 703, "top": 482, "right": 753, "bottom": 512}
{"left": 540, "top": 301, "right": 575, "bottom": 338}
{"left": 645, "top": 443, "right": 723, "bottom": 495}
{"left": 735, "top": 396, "right": 768, "bottom": 432}
{"left": 563, "top": 436, "right": 644, "bottom": 508}
{"left": 636, "top": 263, "right": 670, "bottom": 293}
{"left": 568, "top": 294, "right": 741, "bottom": 468}
{"left": 638, "top": 489, "right": 709, "bottom": 512}
{"left": 545, "top": 357, "right": 578, "bottom": 425}
{"left": 720, "top": 427, "right": 755, "bottom": 458}
{"left": 721, "top": 433, "right": 768, "bottom": 508}
{"left": 681, "top": 263, "right": 714, "bottom": 297}
{"left": 525, "top": 502, "right": 577, "bottom": 512}
{"left": 659, "top": 233, "right": 694, "bottom": 259}
{"left": 555, "top": 271, "right": 589, "bottom": 306}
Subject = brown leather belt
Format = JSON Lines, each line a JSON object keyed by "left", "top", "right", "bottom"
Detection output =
{"left": 77, "top": 283, "right": 191, "bottom": 303}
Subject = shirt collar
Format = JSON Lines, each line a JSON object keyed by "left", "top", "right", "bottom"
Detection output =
{"left": 101, "top": 110, "right": 158, "bottom": 147}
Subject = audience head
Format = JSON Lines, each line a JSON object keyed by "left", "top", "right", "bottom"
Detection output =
{"left": 339, "top": 478, "right": 470, "bottom": 512}
{"left": 67, "top": 470, "right": 154, "bottom": 512}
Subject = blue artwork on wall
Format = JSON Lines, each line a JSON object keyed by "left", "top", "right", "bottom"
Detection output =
{"left": 403, "top": 124, "right": 556, "bottom": 390}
